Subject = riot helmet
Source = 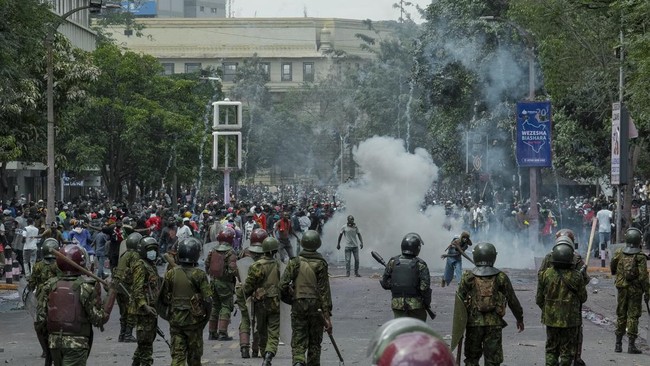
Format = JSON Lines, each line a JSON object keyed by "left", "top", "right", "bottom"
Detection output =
{"left": 177, "top": 237, "right": 201, "bottom": 265}
{"left": 250, "top": 228, "right": 268, "bottom": 245}
{"left": 126, "top": 232, "right": 143, "bottom": 250}
{"left": 42, "top": 238, "right": 59, "bottom": 260}
{"left": 376, "top": 332, "right": 455, "bottom": 366}
{"left": 401, "top": 233, "right": 422, "bottom": 256}
{"left": 301, "top": 230, "right": 321, "bottom": 251}
{"left": 625, "top": 227, "right": 642, "bottom": 247}
{"left": 217, "top": 227, "right": 236, "bottom": 244}
{"left": 56, "top": 244, "right": 85, "bottom": 275}
{"left": 555, "top": 228, "right": 576, "bottom": 244}
{"left": 367, "top": 318, "right": 453, "bottom": 365}
{"left": 261, "top": 237, "right": 280, "bottom": 253}
{"left": 139, "top": 236, "right": 159, "bottom": 260}
{"left": 551, "top": 236, "right": 575, "bottom": 269}
{"left": 472, "top": 242, "right": 497, "bottom": 267}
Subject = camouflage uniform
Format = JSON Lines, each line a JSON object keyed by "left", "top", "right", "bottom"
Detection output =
{"left": 279, "top": 251, "right": 332, "bottom": 366}
{"left": 611, "top": 248, "right": 650, "bottom": 340}
{"left": 114, "top": 249, "right": 140, "bottom": 340}
{"left": 235, "top": 251, "right": 264, "bottom": 356}
{"left": 380, "top": 254, "right": 431, "bottom": 321}
{"left": 458, "top": 271, "right": 524, "bottom": 366}
{"left": 28, "top": 258, "right": 59, "bottom": 360}
{"left": 536, "top": 267, "right": 587, "bottom": 365}
{"left": 205, "top": 246, "right": 238, "bottom": 339}
{"left": 239, "top": 255, "right": 281, "bottom": 357}
{"left": 538, "top": 252, "right": 589, "bottom": 285}
{"left": 37, "top": 274, "right": 109, "bottom": 366}
{"left": 130, "top": 258, "right": 161, "bottom": 366}
{"left": 159, "top": 265, "right": 212, "bottom": 366}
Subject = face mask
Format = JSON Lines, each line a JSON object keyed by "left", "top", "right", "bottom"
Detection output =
{"left": 73, "top": 227, "right": 83, "bottom": 234}
{"left": 146, "top": 250, "right": 157, "bottom": 261}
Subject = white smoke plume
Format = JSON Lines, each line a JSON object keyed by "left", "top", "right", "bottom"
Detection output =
{"left": 320, "top": 135, "right": 542, "bottom": 270}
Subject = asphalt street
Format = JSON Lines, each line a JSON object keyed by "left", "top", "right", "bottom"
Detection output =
{"left": 0, "top": 260, "right": 648, "bottom": 365}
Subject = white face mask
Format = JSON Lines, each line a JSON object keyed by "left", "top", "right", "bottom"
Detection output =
{"left": 73, "top": 227, "right": 83, "bottom": 234}
{"left": 146, "top": 250, "right": 157, "bottom": 261}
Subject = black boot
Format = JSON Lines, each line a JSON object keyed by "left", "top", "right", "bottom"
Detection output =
{"left": 261, "top": 351, "right": 274, "bottom": 366}
{"left": 241, "top": 346, "right": 250, "bottom": 359}
{"left": 292, "top": 363, "right": 306, "bottom": 366}
{"left": 217, "top": 332, "right": 233, "bottom": 341}
{"left": 615, "top": 334, "right": 623, "bottom": 353}
{"left": 628, "top": 337, "right": 642, "bottom": 354}
{"left": 118, "top": 325, "right": 125, "bottom": 342}
{"left": 122, "top": 326, "right": 137, "bottom": 343}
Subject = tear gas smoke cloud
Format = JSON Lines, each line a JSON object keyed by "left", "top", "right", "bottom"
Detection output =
{"left": 319, "top": 136, "right": 545, "bottom": 270}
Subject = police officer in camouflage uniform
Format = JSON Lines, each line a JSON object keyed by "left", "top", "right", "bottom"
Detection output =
{"left": 279, "top": 230, "right": 333, "bottom": 366}
{"left": 537, "top": 236, "right": 588, "bottom": 365}
{"left": 380, "top": 233, "right": 432, "bottom": 321}
{"left": 130, "top": 237, "right": 161, "bottom": 366}
{"left": 27, "top": 238, "right": 60, "bottom": 361}
{"left": 458, "top": 242, "right": 524, "bottom": 366}
{"left": 159, "top": 237, "right": 212, "bottom": 366}
{"left": 38, "top": 244, "right": 117, "bottom": 366}
{"left": 239, "top": 236, "right": 282, "bottom": 366}
{"left": 114, "top": 232, "right": 142, "bottom": 342}
{"left": 611, "top": 227, "right": 650, "bottom": 354}
{"left": 235, "top": 228, "right": 267, "bottom": 358}
{"left": 205, "top": 227, "right": 239, "bottom": 340}
{"left": 537, "top": 229, "right": 589, "bottom": 365}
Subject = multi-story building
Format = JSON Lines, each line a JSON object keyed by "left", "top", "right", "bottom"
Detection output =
{"left": 117, "top": 0, "right": 227, "bottom": 18}
{"left": 109, "top": 17, "right": 393, "bottom": 95}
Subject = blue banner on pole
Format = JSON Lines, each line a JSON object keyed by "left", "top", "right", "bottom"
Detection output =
{"left": 516, "top": 101, "right": 552, "bottom": 167}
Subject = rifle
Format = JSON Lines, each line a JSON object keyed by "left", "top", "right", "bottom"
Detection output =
{"left": 371, "top": 251, "right": 437, "bottom": 320}
{"left": 52, "top": 249, "right": 172, "bottom": 349}
{"left": 318, "top": 309, "right": 344, "bottom": 365}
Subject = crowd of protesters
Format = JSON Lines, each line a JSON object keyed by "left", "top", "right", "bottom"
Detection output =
{"left": 2, "top": 180, "right": 650, "bottom": 279}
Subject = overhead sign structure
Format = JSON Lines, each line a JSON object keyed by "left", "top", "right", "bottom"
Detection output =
{"left": 516, "top": 101, "right": 552, "bottom": 167}
{"left": 212, "top": 99, "right": 243, "bottom": 205}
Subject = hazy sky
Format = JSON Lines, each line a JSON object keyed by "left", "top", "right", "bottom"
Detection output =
{"left": 233, "top": 0, "right": 432, "bottom": 21}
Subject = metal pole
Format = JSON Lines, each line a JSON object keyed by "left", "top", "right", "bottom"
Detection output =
{"left": 340, "top": 136, "right": 344, "bottom": 184}
{"left": 46, "top": 30, "right": 55, "bottom": 226}
{"left": 615, "top": 28, "right": 624, "bottom": 243}
{"left": 224, "top": 169, "right": 231, "bottom": 204}
{"left": 527, "top": 54, "right": 539, "bottom": 249}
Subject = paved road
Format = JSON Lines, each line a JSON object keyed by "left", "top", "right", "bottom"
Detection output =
{"left": 1, "top": 263, "right": 648, "bottom": 365}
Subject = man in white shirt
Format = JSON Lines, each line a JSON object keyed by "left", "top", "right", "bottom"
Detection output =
{"left": 176, "top": 217, "right": 192, "bottom": 243}
{"left": 596, "top": 205, "right": 613, "bottom": 266}
{"left": 22, "top": 218, "right": 39, "bottom": 277}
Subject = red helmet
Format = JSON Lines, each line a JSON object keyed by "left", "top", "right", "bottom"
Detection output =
{"left": 56, "top": 244, "right": 86, "bottom": 275}
{"left": 377, "top": 331, "right": 455, "bottom": 366}
{"left": 217, "top": 228, "right": 236, "bottom": 244}
{"left": 555, "top": 228, "right": 575, "bottom": 243}
{"left": 250, "top": 229, "right": 268, "bottom": 245}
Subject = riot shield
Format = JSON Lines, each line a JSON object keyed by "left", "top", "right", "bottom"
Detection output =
{"left": 199, "top": 241, "right": 220, "bottom": 268}
{"left": 21, "top": 283, "right": 37, "bottom": 320}
{"left": 450, "top": 293, "right": 467, "bottom": 351}
{"left": 237, "top": 256, "right": 255, "bottom": 284}
{"left": 119, "top": 239, "right": 127, "bottom": 257}
{"left": 279, "top": 259, "right": 292, "bottom": 345}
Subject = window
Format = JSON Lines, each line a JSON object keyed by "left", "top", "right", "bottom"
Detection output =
{"left": 260, "top": 62, "right": 270, "bottom": 77}
{"left": 211, "top": 8, "right": 217, "bottom": 13}
{"left": 303, "top": 62, "right": 314, "bottom": 82}
{"left": 161, "top": 63, "right": 175, "bottom": 75}
{"left": 184, "top": 63, "right": 201, "bottom": 74}
{"left": 281, "top": 62, "right": 292, "bottom": 81}
{"left": 222, "top": 62, "right": 238, "bottom": 82}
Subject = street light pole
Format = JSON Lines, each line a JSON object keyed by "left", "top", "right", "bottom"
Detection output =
{"left": 45, "top": 1, "right": 105, "bottom": 225}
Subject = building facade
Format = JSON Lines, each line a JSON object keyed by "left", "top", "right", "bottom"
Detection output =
{"left": 109, "top": 17, "right": 393, "bottom": 94}
{"left": 120, "top": 0, "right": 227, "bottom": 18}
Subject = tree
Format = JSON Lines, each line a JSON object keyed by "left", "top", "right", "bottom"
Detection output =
{"left": 60, "top": 43, "right": 217, "bottom": 200}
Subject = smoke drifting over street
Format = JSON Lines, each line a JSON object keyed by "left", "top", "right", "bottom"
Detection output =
{"left": 320, "top": 136, "right": 543, "bottom": 270}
